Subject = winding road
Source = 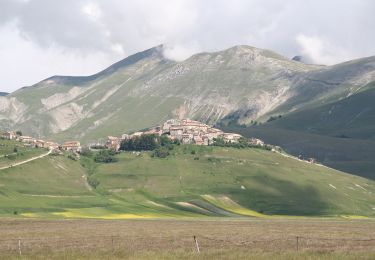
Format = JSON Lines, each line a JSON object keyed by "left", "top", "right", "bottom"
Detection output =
{"left": 0, "top": 149, "right": 52, "bottom": 171}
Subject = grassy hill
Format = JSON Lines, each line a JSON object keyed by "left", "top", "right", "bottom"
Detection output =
{"left": 1, "top": 140, "right": 375, "bottom": 219}
{"left": 0, "top": 139, "right": 47, "bottom": 168}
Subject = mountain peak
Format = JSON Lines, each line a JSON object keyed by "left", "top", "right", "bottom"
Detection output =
{"left": 37, "top": 44, "right": 166, "bottom": 87}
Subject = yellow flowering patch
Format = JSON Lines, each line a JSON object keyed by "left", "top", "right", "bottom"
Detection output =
{"left": 52, "top": 209, "right": 161, "bottom": 219}
{"left": 201, "top": 194, "right": 269, "bottom": 218}
{"left": 341, "top": 215, "right": 369, "bottom": 220}
{"left": 21, "top": 212, "right": 39, "bottom": 218}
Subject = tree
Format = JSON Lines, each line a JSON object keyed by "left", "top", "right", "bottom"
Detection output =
{"left": 94, "top": 150, "right": 118, "bottom": 163}
{"left": 88, "top": 177, "right": 100, "bottom": 189}
{"left": 120, "top": 134, "right": 159, "bottom": 151}
{"left": 80, "top": 147, "right": 93, "bottom": 157}
{"left": 15, "top": 131, "right": 22, "bottom": 136}
{"left": 153, "top": 146, "right": 170, "bottom": 158}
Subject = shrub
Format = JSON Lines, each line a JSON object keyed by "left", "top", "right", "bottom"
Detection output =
{"left": 160, "top": 135, "right": 172, "bottom": 146}
{"left": 90, "top": 144, "right": 106, "bottom": 150}
{"left": 207, "top": 157, "right": 221, "bottom": 163}
{"left": 67, "top": 154, "right": 78, "bottom": 161}
{"left": 87, "top": 177, "right": 100, "bottom": 189}
{"left": 153, "top": 146, "right": 170, "bottom": 158}
{"left": 94, "top": 150, "right": 118, "bottom": 163}
{"left": 267, "top": 115, "right": 282, "bottom": 122}
{"left": 6, "top": 154, "right": 17, "bottom": 160}
{"left": 79, "top": 147, "right": 93, "bottom": 157}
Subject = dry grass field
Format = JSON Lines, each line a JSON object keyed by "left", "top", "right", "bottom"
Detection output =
{"left": 1, "top": 218, "right": 375, "bottom": 259}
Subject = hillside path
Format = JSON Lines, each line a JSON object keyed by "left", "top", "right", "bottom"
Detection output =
{"left": 0, "top": 149, "right": 52, "bottom": 171}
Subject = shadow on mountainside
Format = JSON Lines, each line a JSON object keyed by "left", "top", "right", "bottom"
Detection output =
{"left": 219, "top": 175, "right": 331, "bottom": 216}
{"left": 225, "top": 126, "right": 375, "bottom": 180}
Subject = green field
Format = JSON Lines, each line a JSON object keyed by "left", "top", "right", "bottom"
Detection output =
{"left": 1, "top": 139, "right": 375, "bottom": 219}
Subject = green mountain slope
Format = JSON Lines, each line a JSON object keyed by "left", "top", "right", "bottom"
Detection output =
{"left": 225, "top": 82, "right": 375, "bottom": 179}
{"left": 1, "top": 140, "right": 374, "bottom": 218}
{"left": 265, "top": 81, "right": 375, "bottom": 139}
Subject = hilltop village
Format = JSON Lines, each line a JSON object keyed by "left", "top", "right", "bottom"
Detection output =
{"left": 1, "top": 119, "right": 265, "bottom": 153}
{"left": 105, "top": 119, "right": 265, "bottom": 151}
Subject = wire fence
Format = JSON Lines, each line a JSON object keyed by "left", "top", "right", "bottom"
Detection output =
{"left": 1, "top": 234, "right": 375, "bottom": 256}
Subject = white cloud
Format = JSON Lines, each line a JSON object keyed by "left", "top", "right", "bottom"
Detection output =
{"left": 0, "top": 24, "right": 116, "bottom": 92}
{"left": 163, "top": 43, "right": 201, "bottom": 61}
{"left": 296, "top": 34, "right": 354, "bottom": 65}
{"left": 110, "top": 43, "right": 124, "bottom": 56}
{"left": 0, "top": 0, "right": 375, "bottom": 92}
{"left": 82, "top": 2, "right": 102, "bottom": 20}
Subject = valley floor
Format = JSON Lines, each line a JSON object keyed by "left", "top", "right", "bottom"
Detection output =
{"left": 1, "top": 218, "right": 375, "bottom": 259}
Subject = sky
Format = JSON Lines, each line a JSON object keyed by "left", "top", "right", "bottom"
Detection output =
{"left": 1, "top": 0, "right": 375, "bottom": 92}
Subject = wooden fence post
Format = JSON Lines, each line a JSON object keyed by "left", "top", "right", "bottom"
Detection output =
{"left": 296, "top": 236, "right": 299, "bottom": 251}
{"left": 18, "top": 239, "right": 22, "bottom": 256}
{"left": 193, "top": 236, "right": 200, "bottom": 253}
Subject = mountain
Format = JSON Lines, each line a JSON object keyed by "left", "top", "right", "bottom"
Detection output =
{"left": 1, "top": 44, "right": 375, "bottom": 179}
{"left": 264, "top": 81, "right": 375, "bottom": 140}
{"left": 1, "top": 45, "right": 374, "bottom": 145}
{"left": 225, "top": 81, "right": 375, "bottom": 179}
{"left": 0, "top": 92, "right": 8, "bottom": 96}
{"left": 1, "top": 140, "right": 374, "bottom": 218}
{"left": 0, "top": 45, "right": 322, "bottom": 143}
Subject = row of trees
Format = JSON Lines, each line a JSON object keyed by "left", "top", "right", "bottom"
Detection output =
{"left": 120, "top": 134, "right": 179, "bottom": 158}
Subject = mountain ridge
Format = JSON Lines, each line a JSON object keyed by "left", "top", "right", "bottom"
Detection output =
{"left": 1, "top": 44, "right": 375, "bottom": 147}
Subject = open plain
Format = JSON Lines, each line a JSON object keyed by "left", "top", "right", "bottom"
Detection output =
{"left": 1, "top": 218, "right": 375, "bottom": 259}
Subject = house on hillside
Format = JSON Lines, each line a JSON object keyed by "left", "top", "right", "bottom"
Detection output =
{"left": 207, "top": 128, "right": 224, "bottom": 138}
{"left": 121, "top": 134, "right": 130, "bottom": 140}
{"left": 143, "top": 126, "right": 162, "bottom": 136}
{"left": 45, "top": 141, "right": 60, "bottom": 150}
{"left": 106, "top": 136, "right": 121, "bottom": 151}
{"left": 2, "top": 131, "right": 16, "bottom": 140}
{"left": 19, "top": 136, "right": 36, "bottom": 144}
{"left": 131, "top": 132, "right": 143, "bottom": 138}
{"left": 221, "top": 133, "right": 242, "bottom": 143}
{"left": 170, "top": 126, "right": 183, "bottom": 139}
{"left": 35, "top": 139, "right": 46, "bottom": 148}
{"left": 248, "top": 138, "right": 264, "bottom": 146}
{"left": 62, "top": 141, "right": 81, "bottom": 152}
{"left": 181, "top": 133, "right": 192, "bottom": 144}
{"left": 162, "top": 119, "right": 181, "bottom": 133}
{"left": 202, "top": 135, "right": 209, "bottom": 146}
{"left": 193, "top": 134, "right": 204, "bottom": 145}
